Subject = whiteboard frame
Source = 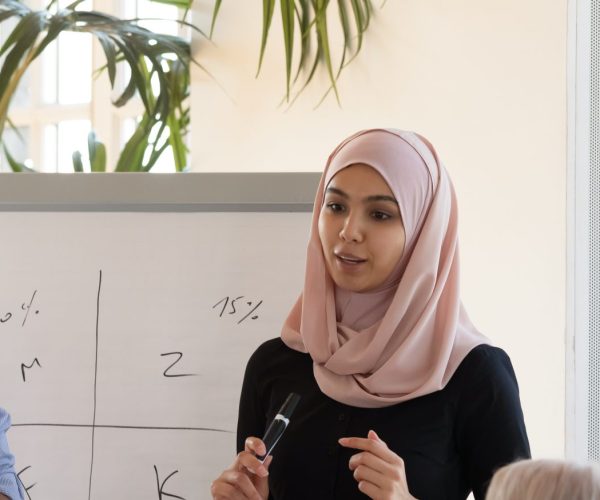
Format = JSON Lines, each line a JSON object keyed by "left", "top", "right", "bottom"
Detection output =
{"left": 566, "top": 0, "right": 591, "bottom": 461}
{"left": 0, "top": 173, "right": 320, "bottom": 212}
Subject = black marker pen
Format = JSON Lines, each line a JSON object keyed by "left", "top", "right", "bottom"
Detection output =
{"left": 256, "top": 392, "right": 301, "bottom": 463}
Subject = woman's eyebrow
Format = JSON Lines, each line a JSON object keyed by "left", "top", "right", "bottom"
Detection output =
{"left": 325, "top": 186, "right": 348, "bottom": 198}
{"left": 326, "top": 187, "right": 398, "bottom": 205}
{"left": 365, "top": 195, "right": 398, "bottom": 205}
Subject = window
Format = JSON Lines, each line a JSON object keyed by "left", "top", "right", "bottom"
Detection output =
{"left": 0, "top": 0, "right": 184, "bottom": 173}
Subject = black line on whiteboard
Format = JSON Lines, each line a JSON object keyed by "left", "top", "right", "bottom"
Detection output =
{"left": 160, "top": 351, "right": 197, "bottom": 378}
{"left": 154, "top": 465, "right": 186, "bottom": 500}
{"left": 154, "top": 465, "right": 162, "bottom": 498}
{"left": 237, "top": 299, "right": 263, "bottom": 324}
{"left": 21, "top": 290, "right": 37, "bottom": 327}
{"left": 17, "top": 465, "right": 34, "bottom": 500}
{"left": 12, "top": 423, "right": 233, "bottom": 433}
{"left": 20, "top": 357, "right": 42, "bottom": 382}
{"left": 88, "top": 270, "right": 102, "bottom": 500}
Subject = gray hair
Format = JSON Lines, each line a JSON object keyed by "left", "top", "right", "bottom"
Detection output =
{"left": 486, "top": 459, "right": 600, "bottom": 500}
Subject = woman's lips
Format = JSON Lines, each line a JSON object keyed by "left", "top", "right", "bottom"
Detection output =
{"left": 334, "top": 252, "right": 367, "bottom": 270}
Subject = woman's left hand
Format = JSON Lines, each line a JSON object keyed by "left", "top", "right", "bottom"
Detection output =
{"left": 338, "top": 430, "right": 417, "bottom": 500}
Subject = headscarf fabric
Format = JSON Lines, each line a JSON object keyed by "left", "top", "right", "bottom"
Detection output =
{"left": 281, "top": 129, "right": 488, "bottom": 408}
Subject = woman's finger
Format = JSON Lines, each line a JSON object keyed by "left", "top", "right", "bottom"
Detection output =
{"left": 367, "top": 429, "right": 384, "bottom": 443}
{"left": 235, "top": 450, "right": 269, "bottom": 477}
{"left": 215, "top": 469, "right": 264, "bottom": 500}
{"left": 349, "top": 450, "right": 403, "bottom": 478}
{"left": 210, "top": 436, "right": 271, "bottom": 500}
{"left": 262, "top": 455, "right": 273, "bottom": 469}
{"left": 352, "top": 459, "right": 389, "bottom": 487}
{"left": 340, "top": 431, "right": 414, "bottom": 499}
{"left": 338, "top": 433, "right": 400, "bottom": 465}
{"left": 211, "top": 479, "right": 245, "bottom": 500}
{"left": 244, "top": 437, "right": 267, "bottom": 456}
{"left": 355, "top": 479, "right": 383, "bottom": 500}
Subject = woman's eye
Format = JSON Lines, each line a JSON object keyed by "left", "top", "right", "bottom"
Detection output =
{"left": 327, "top": 202, "right": 344, "bottom": 213}
{"left": 372, "top": 211, "right": 391, "bottom": 221}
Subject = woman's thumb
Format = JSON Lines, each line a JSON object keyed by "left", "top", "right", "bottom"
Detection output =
{"left": 368, "top": 429, "right": 384, "bottom": 443}
{"left": 263, "top": 455, "right": 274, "bottom": 470}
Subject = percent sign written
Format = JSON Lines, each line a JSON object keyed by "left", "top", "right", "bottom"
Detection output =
{"left": 0, "top": 290, "right": 39, "bottom": 327}
{"left": 212, "top": 296, "right": 263, "bottom": 324}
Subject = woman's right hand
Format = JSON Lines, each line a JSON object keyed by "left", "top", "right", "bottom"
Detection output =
{"left": 211, "top": 437, "right": 272, "bottom": 500}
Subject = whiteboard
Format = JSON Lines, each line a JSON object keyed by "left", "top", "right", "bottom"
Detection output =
{"left": 0, "top": 212, "right": 311, "bottom": 499}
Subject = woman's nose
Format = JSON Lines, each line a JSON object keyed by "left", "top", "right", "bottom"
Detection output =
{"left": 339, "top": 214, "right": 364, "bottom": 243}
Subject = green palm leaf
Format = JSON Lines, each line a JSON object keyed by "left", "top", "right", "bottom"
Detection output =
{"left": 254, "top": 0, "right": 376, "bottom": 105}
{"left": 280, "top": 0, "right": 295, "bottom": 101}
{"left": 0, "top": 1, "right": 200, "bottom": 172}
{"left": 3, "top": 146, "right": 33, "bottom": 173}
{"left": 209, "top": 0, "right": 222, "bottom": 38}
{"left": 148, "top": 0, "right": 193, "bottom": 7}
{"left": 257, "top": 0, "right": 276, "bottom": 76}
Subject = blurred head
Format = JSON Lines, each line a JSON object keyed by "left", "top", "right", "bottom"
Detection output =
{"left": 486, "top": 459, "right": 600, "bottom": 500}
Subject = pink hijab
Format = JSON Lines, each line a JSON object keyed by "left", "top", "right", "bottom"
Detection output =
{"left": 281, "top": 129, "right": 489, "bottom": 408}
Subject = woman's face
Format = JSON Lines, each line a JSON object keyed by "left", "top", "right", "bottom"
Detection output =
{"left": 318, "top": 164, "right": 406, "bottom": 292}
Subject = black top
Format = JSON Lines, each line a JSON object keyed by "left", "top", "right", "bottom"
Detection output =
{"left": 237, "top": 339, "right": 530, "bottom": 500}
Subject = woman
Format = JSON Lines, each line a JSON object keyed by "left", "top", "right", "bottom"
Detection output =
{"left": 211, "top": 129, "right": 530, "bottom": 499}
{"left": 0, "top": 408, "right": 23, "bottom": 500}
{"left": 486, "top": 459, "right": 600, "bottom": 500}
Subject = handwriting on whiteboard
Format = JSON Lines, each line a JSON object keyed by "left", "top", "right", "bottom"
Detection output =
{"left": 154, "top": 465, "right": 185, "bottom": 500}
{"left": 212, "top": 296, "right": 263, "bottom": 324}
{"left": 21, "top": 358, "right": 42, "bottom": 382}
{"left": 160, "top": 352, "right": 197, "bottom": 378}
{"left": 17, "top": 465, "right": 34, "bottom": 500}
{"left": 1, "top": 290, "right": 39, "bottom": 327}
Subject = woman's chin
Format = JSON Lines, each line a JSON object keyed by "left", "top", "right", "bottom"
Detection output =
{"left": 330, "top": 274, "right": 370, "bottom": 293}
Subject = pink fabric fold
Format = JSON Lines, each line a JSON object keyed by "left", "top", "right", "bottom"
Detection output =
{"left": 281, "top": 129, "right": 488, "bottom": 408}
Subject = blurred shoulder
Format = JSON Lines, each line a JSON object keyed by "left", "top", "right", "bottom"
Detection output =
{"left": 0, "top": 408, "right": 10, "bottom": 430}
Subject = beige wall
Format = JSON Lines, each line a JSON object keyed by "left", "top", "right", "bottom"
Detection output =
{"left": 191, "top": 0, "right": 567, "bottom": 458}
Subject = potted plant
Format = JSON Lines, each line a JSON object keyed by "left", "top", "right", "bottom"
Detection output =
{"left": 1, "top": 0, "right": 376, "bottom": 172}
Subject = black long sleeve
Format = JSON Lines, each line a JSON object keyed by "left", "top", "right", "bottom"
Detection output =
{"left": 454, "top": 347, "right": 531, "bottom": 499}
{"left": 236, "top": 339, "right": 530, "bottom": 500}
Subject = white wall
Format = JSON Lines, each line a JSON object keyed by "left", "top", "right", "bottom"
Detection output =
{"left": 191, "top": 0, "right": 567, "bottom": 458}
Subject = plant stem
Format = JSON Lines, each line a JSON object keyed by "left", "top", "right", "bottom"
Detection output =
{"left": 167, "top": 111, "right": 185, "bottom": 171}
